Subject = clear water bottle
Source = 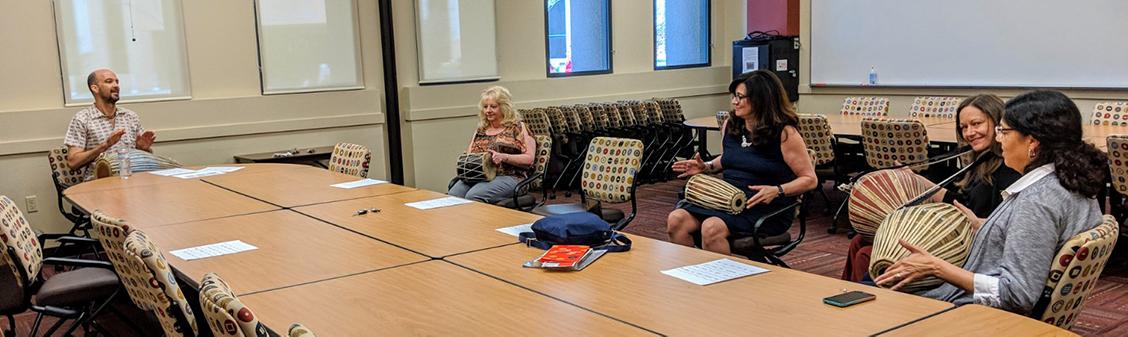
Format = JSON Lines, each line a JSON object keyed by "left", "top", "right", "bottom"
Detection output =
{"left": 117, "top": 147, "right": 131, "bottom": 179}
{"left": 868, "top": 66, "right": 878, "bottom": 85}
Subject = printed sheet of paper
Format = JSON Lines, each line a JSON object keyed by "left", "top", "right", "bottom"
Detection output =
{"left": 496, "top": 223, "right": 534, "bottom": 237}
{"left": 330, "top": 178, "right": 387, "bottom": 189}
{"left": 148, "top": 168, "right": 196, "bottom": 177}
{"left": 661, "top": 258, "right": 769, "bottom": 286}
{"left": 168, "top": 240, "right": 258, "bottom": 261}
{"left": 405, "top": 196, "right": 473, "bottom": 210}
{"left": 171, "top": 167, "right": 243, "bottom": 179}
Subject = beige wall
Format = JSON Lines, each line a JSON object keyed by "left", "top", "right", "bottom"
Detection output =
{"left": 0, "top": 0, "right": 388, "bottom": 234}
{"left": 795, "top": 0, "right": 1128, "bottom": 119}
{"left": 395, "top": 0, "right": 747, "bottom": 192}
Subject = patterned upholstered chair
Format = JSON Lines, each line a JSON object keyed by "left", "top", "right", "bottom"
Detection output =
{"left": 908, "top": 96, "right": 961, "bottom": 119}
{"left": 1032, "top": 216, "right": 1119, "bottom": 329}
{"left": 48, "top": 146, "right": 92, "bottom": 236}
{"left": 199, "top": 273, "right": 269, "bottom": 337}
{"left": 840, "top": 96, "right": 890, "bottom": 116}
{"left": 1, "top": 196, "right": 121, "bottom": 337}
{"left": 532, "top": 137, "right": 644, "bottom": 230}
{"left": 1091, "top": 102, "right": 1128, "bottom": 126}
{"left": 797, "top": 114, "right": 839, "bottom": 212}
{"left": 859, "top": 118, "right": 930, "bottom": 172}
{"left": 496, "top": 135, "right": 553, "bottom": 211}
{"left": 523, "top": 108, "right": 553, "bottom": 137}
{"left": 91, "top": 211, "right": 198, "bottom": 337}
{"left": 288, "top": 323, "right": 317, "bottom": 337}
{"left": 328, "top": 142, "right": 372, "bottom": 178}
{"left": 1104, "top": 135, "right": 1128, "bottom": 235}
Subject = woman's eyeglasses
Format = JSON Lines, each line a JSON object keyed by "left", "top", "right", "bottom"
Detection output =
{"left": 731, "top": 92, "right": 749, "bottom": 101}
{"left": 994, "top": 126, "right": 1015, "bottom": 135}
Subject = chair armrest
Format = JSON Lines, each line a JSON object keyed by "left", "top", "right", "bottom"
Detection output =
{"left": 42, "top": 257, "right": 114, "bottom": 270}
{"left": 737, "top": 200, "right": 803, "bottom": 247}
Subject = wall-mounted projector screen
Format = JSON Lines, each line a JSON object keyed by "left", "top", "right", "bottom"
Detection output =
{"left": 415, "top": 0, "right": 499, "bottom": 84}
{"left": 810, "top": 0, "right": 1128, "bottom": 88}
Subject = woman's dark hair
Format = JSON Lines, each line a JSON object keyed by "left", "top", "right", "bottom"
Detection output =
{"left": 1003, "top": 90, "right": 1106, "bottom": 198}
{"left": 725, "top": 70, "right": 798, "bottom": 146}
{"left": 955, "top": 94, "right": 1006, "bottom": 189}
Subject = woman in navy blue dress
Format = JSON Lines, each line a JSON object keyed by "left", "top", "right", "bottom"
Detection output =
{"left": 667, "top": 70, "right": 818, "bottom": 255}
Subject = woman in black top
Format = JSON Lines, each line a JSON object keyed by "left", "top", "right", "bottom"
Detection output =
{"left": 842, "top": 94, "right": 1021, "bottom": 281}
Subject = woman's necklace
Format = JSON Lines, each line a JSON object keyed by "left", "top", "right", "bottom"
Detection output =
{"left": 741, "top": 134, "right": 753, "bottom": 148}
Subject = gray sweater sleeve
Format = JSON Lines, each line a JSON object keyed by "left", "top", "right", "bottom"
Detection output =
{"left": 989, "top": 194, "right": 1062, "bottom": 314}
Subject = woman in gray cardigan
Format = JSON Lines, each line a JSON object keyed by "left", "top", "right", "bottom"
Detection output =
{"left": 873, "top": 90, "right": 1106, "bottom": 315}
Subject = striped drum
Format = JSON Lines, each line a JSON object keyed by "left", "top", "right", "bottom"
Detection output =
{"left": 848, "top": 169, "right": 932, "bottom": 238}
{"left": 456, "top": 152, "right": 497, "bottom": 183}
{"left": 93, "top": 149, "right": 182, "bottom": 179}
{"left": 684, "top": 174, "right": 746, "bottom": 215}
{"left": 869, "top": 203, "right": 974, "bottom": 293}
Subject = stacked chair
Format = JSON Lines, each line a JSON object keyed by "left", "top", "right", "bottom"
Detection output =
{"left": 1, "top": 196, "right": 127, "bottom": 337}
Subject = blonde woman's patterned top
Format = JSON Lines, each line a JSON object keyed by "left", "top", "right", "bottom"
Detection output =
{"left": 470, "top": 123, "right": 529, "bottom": 179}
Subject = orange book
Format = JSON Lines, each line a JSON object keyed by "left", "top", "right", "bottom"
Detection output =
{"left": 536, "top": 245, "right": 591, "bottom": 269}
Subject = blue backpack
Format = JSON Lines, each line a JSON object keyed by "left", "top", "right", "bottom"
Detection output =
{"left": 518, "top": 212, "right": 631, "bottom": 252}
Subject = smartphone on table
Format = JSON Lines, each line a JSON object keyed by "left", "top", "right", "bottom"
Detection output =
{"left": 823, "top": 291, "right": 876, "bottom": 307}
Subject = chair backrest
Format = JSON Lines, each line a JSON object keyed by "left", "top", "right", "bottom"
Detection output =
{"left": 909, "top": 96, "right": 961, "bottom": 119}
{"left": 528, "top": 135, "right": 554, "bottom": 191}
{"left": 621, "top": 100, "right": 652, "bottom": 126}
{"left": 643, "top": 100, "right": 665, "bottom": 124}
{"left": 0, "top": 195, "right": 43, "bottom": 289}
{"left": 289, "top": 323, "right": 317, "bottom": 337}
{"left": 1106, "top": 135, "right": 1128, "bottom": 199}
{"left": 580, "top": 137, "right": 644, "bottom": 203}
{"left": 199, "top": 273, "right": 268, "bottom": 337}
{"left": 1091, "top": 102, "right": 1128, "bottom": 126}
{"left": 603, "top": 103, "right": 624, "bottom": 129}
{"left": 48, "top": 146, "right": 86, "bottom": 189}
{"left": 328, "top": 142, "right": 372, "bottom": 178}
{"left": 797, "top": 114, "right": 835, "bottom": 166}
{"left": 840, "top": 96, "right": 890, "bottom": 116}
{"left": 523, "top": 108, "right": 553, "bottom": 137}
{"left": 572, "top": 104, "right": 596, "bottom": 133}
{"left": 556, "top": 105, "right": 584, "bottom": 134}
{"left": 614, "top": 102, "right": 638, "bottom": 127}
{"left": 123, "top": 230, "right": 199, "bottom": 337}
{"left": 91, "top": 211, "right": 195, "bottom": 336}
{"left": 1034, "top": 216, "right": 1119, "bottom": 329}
{"left": 860, "top": 118, "right": 929, "bottom": 172}
{"left": 543, "top": 106, "right": 572, "bottom": 134}
{"left": 585, "top": 104, "right": 611, "bottom": 132}
{"left": 654, "top": 97, "right": 686, "bottom": 123}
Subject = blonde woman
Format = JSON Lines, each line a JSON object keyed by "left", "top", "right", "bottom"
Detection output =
{"left": 448, "top": 86, "right": 536, "bottom": 203}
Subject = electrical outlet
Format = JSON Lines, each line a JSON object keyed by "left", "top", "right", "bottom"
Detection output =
{"left": 25, "top": 195, "right": 38, "bottom": 213}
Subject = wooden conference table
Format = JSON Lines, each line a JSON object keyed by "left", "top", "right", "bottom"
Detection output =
{"left": 64, "top": 163, "right": 1070, "bottom": 336}
{"left": 879, "top": 305, "right": 1078, "bottom": 337}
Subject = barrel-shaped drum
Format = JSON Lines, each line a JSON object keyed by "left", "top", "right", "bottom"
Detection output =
{"left": 456, "top": 152, "right": 497, "bottom": 183}
{"left": 684, "top": 174, "right": 746, "bottom": 215}
{"left": 848, "top": 169, "right": 933, "bottom": 238}
{"left": 869, "top": 203, "right": 974, "bottom": 293}
{"left": 93, "top": 149, "right": 182, "bottom": 179}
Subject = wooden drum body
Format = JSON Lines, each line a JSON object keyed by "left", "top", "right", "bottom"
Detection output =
{"left": 848, "top": 169, "right": 932, "bottom": 238}
{"left": 684, "top": 174, "right": 746, "bottom": 215}
{"left": 93, "top": 149, "right": 182, "bottom": 179}
{"left": 456, "top": 152, "right": 497, "bottom": 183}
{"left": 869, "top": 203, "right": 974, "bottom": 293}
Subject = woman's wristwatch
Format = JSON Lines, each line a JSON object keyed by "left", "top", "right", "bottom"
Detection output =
{"left": 776, "top": 185, "right": 785, "bottom": 197}
{"left": 704, "top": 160, "right": 714, "bottom": 172}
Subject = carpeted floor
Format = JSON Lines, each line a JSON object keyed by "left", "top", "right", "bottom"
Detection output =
{"left": 8, "top": 180, "right": 1128, "bottom": 336}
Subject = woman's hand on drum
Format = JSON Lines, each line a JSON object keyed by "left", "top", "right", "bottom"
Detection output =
{"left": 874, "top": 240, "right": 944, "bottom": 290}
{"left": 953, "top": 201, "right": 986, "bottom": 232}
{"left": 487, "top": 149, "right": 506, "bottom": 165}
{"left": 746, "top": 185, "right": 780, "bottom": 207}
{"left": 672, "top": 153, "right": 707, "bottom": 178}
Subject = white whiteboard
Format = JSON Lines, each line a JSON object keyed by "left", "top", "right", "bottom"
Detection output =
{"left": 414, "top": 0, "right": 499, "bottom": 84}
{"left": 810, "top": 0, "right": 1128, "bottom": 88}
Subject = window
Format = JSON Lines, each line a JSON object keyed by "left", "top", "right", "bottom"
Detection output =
{"left": 655, "top": 0, "right": 710, "bottom": 69}
{"left": 545, "top": 0, "right": 612, "bottom": 77}
{"left": 54, "top": 0, "right": 192, "bottom": 105}
{"left": 415, "top": 0, "right": 500, "bottom": 84}
{"left": 255, "top": 0, "right": 363, "bottom": 94}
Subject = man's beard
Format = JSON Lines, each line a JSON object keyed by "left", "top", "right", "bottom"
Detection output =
{"left": 105, "top": 92, "right": 119, "bottom": 103}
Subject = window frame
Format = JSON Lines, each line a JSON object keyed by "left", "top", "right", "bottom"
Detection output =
{"left": 253, "top": 0, "right": 366, "bottom": 95}
{"left": 543, "top": 0, "right": 614, "bottom": 78}
{"left": 653, "top": 0, "right": 711, "bottom": 70}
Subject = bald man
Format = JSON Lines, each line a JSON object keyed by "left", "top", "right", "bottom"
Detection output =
{"left": 63, "top": 68, "right": 156, "bottom": 180}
